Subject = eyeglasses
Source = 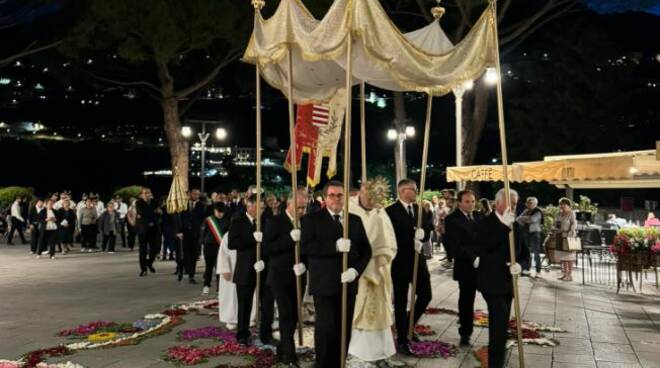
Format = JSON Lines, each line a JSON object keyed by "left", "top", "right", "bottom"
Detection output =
{"left": 326, "top": 193, "right": 344, "bottom": 199}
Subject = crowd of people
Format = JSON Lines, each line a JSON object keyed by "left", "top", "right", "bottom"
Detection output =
{"left": 1, "top": 183, "right": 607, "bottom": 368}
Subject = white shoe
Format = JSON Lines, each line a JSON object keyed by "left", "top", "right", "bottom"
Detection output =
{"left": 41, "top": 251, "right": 49, "bottom": 255}
{"left": 87, "top": 249, "right": 93, "bottom": 253}
{"left": 202, "top": 286, "right": 210, "bottom": 295}
{"left": 226, "top": 323, "right": 236, "bottom": 330}
{"left": 36, "top": 255, "right": 41, "bottom": 259}
{"left": 81, "top": 248, "right": 87, "bottom": 252}
{"left": 108, "top": 251, "right": 115, "bottom": 254}
{"left": 50, "top": 256, "right": 56, "bottom": 260}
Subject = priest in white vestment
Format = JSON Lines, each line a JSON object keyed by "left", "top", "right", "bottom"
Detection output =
{"left": 348, "top": 180, "right": 398, "bottom": 362}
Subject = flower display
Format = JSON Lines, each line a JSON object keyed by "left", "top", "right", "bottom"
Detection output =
{"left": 413, "top": 324, "right": 436, "bottom": 336}
{"left": 57, "top": 322, "right": 115, "bottom": 338}
{"left": 22, "top": 346, "right": 72, "bottom": 368}
{"left": 409, "top": 340, "right": 457, "bottom": 359}
{"left": 178, "top": 326, "right": 236, "bottom": 342}
{"left": 87, "top": 332, "right": 118, "bottom": 343}
{"left": 164, "top": 342, "right": 276, "bottom": 367}
{"left": 611, "top": 227, "right": 659, "bottom": 255}
{"left": 651, "top": 241, "right": 660, "bottom": 254}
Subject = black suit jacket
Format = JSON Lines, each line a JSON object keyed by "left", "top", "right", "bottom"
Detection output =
{"left": 386, "top": 201, "right": 433, "bottom": 281}
{"left": 38, "top": 208, "right": 63, "bottom": 228}
{"left": 181, "top": 200, "right": 206, "bottom": 235}
{"left": 263, "top": 213, "right": 307, "bottom": 289}
{"left": 444, "top": 210, "right": 481, "bottom": 281}
{"left": 135, "top": 199, "right": 158, "bottom": 235}
{"left": 228, "top": 213, "right": 258, "bottom": 286}
{"left": 301, "top": 210, "right": 371, "bottom": 296}
{"left": 475, "top": 213, "right": 513, "bottom": 296}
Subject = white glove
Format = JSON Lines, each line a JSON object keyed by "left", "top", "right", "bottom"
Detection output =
{"left": 472, "top": 257, "right": 480, "bottom": 269}
{"left": 414, "top": 240, "right": 423, "bottom": 254}
{"left": 336, "top": 238, "right": 351, "bottom": 253}
{"left": 253, "top": 231, "right": 263, "bottom": 243}
{"left": 253, "top": 260, "right": 265, "bottom": 272}
{"left": 293, "top": 263, "right": 307, "bottom": 276}
{"left": 340, "top": 268, "right": 359, "bottom": 283}
{"left": 509, "top": 262, "right": 522, "bottom": 276}
{"left": 499, "top": 209, "right": 516, "bottom": 227}
{"left": 414, "top": 228, "right": 425, "bottom": 241}
{"left": 290, "top": 229, "right": 301, "bottom": 242}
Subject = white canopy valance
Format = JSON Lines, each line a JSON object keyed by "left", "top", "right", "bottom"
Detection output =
{"left": 243, "top": 0, "right": 497, "bottom": 103}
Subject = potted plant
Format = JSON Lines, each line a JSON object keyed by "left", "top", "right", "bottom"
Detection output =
{"left": 573, "top": 195, "right": 598, "bottom": 223}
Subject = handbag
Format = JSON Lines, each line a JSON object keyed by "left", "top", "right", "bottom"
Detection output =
{"left": 562, "top": 236, "right": 582, "bottom": 251}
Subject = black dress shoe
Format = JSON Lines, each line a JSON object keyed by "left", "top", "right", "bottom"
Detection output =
{"left": 411, "top": 333, "right": 421, "bottom": 342}
{"left": 238, "top": 338, "right": 250, "bottom": 346}
{"left": 178, "top": 273, "right": 183, "bottom": 282}
{"left": 139, "top": 271, "right": 147, "bottom": 277}
{"left": 397, "top": 342, "right": 414, "bottom": 356}
{"left": 172, "top": 270, "right": 179, "bottom": 275}
{"left": 148, "top": 265, "right": 156, "bottom": 273}
{"left": 189, "top": 278, "right": 198, "bottom": 284}
{"left": 260, "top": 336, "right": 279, "bottom": 346}
{"left": 460, "top": 336, "right": 471, "bottom": 346}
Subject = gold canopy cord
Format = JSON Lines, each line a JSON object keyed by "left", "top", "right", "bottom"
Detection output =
{"left": 407, "top": 94, "right": 433, "bottom": 339}
{"left": 360, "top": 81, "right": 367, "bottom": 184}
{"left": 285, "top": 48, "right": 305, "bottom": 346}
{"left": 252, "top": 0, "right": 265, "bottom": 333}
{"left": 340, "top": 30, "right": 354, "bottom": 368}
{"left": 489, "top": 0, "right": 525, "bottom": 365}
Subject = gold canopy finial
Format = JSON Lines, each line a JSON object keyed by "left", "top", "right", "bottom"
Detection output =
{"left": 431, "top": 0, "right": 445, "bottom": 20}
{"left": 252, "top": 0, "right": 265, "bottom": 11}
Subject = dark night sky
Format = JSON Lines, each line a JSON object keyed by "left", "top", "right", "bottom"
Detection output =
{"left": 0, "top": 0, "right": 659, "bottom": 205}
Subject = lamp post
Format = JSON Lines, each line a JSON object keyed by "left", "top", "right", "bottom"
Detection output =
{"left": 452, "top": 80, "right": 473, "bottom": 191}
{"left": 182, "top": 120, "right": 228, "bottom": 194}
{"left": 387, "top": 125, "right": 415, "bottom": 184}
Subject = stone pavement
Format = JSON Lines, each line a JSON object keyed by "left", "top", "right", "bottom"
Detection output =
{"left": 0, "top": 243, "right": 659, "bottom": 367}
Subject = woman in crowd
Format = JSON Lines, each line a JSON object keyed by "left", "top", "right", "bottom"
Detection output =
{"left": 98, "top": 202, "right": 121, "bottom": 253}
{"left": 79, "top": 198, "right": 99, "bottom": 252}
{"left": 126, "top": 198, "right": 138, "bottom": 250}
{"left": 39, "top": 199, "right": 62, "bottom": 259}
{"left": 479, "top": 198, "right": 493, "bottom": 217}
{"left": 28, "top": 198, "right": 44, "bottom": 254}
{"left": 59, "top": 200, "right": 77, "bottom": 254}
{"left": 553, "top": 197, "right": 577, "bottom": 281}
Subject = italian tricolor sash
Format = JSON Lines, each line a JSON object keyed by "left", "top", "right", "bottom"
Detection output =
{"left": 206, "top": 216, "right": 223, "bottom": 245}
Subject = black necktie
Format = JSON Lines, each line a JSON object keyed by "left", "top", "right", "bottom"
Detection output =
{"left": 468, "top": 212, "right": 474, "bottom": 222}
{"left": 333, "top": 214, "right": 341, "bottom": 224}
{"left": 407, "top": 205, "right": 415, "bottom": 221}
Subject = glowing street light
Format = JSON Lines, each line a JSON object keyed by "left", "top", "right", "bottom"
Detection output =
{"left": 485, "top": 67, "right": 499, "bottom": 85}
{"left": 215, "top": 127, "right": 227, "bottom": 140}
{"left": 405, "top": 126, "right": 415, "bottom": 137}
{"left": 387, "top": 128, "right": 397, "bottom": 141}
{"left": 181, "top": 126, "right": 193, "bottom": 138}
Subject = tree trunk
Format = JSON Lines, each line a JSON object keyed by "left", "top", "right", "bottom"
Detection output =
{"left": 158, "top": 62, "right": 189, "bottom": 192}
{"left": 393, "top": 91, "right": 407, "bottom": 184}
{"left": 461, "top": 81, "right": 490, "bottom": 197}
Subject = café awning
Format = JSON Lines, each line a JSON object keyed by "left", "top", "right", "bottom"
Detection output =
{"left": 446, "top": 150, "right": 660, "bottom": 188}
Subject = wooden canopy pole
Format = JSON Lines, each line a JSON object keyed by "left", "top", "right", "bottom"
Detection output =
{"left": 285, "top": 46, "right": 305, "bottom": 346}
{"left": 407, "top": 94, "right": 433, "bottom": 340}
{"left": 340, "top": 31, "right": 354, "bottom": 368}
{"left": 490, "top": 0, "right": 525, "bottom": 366}
{"left": 360, "top": 81, "right": 367, "bottom": 184}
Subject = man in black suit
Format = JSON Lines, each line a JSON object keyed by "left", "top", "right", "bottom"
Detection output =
{"left": 301, "top": 180, "right": 372, "bottom": 368}
{"left": 136, "top": 187, "right": 160, "bottom": 277}
{"left": 263, "top": 186, "right": 308, "bottom": 365}
{"left": 180, "top": 188, "right": 206, "bottom": 284}
{"left": 443, "top": 189, "right": 481, "bottom": 346}
{"left": 228, "top": 194, "right": 275, "bottom": 346}
{"left": 475, "top": 188, "right": 521, "bottom": 368}
{"left": 386, "top": 179, "right": 434, "bottom": 354}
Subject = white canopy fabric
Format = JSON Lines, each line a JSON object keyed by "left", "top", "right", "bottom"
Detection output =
{"left": 243, "top": 0, "right": 496, "bottom": 103}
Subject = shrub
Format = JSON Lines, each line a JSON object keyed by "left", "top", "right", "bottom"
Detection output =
{"left": 0, "top": 186, "right": 34, "bottom": 210}
{"left": 113, "top": 186, "right": 143, "bottom": 203}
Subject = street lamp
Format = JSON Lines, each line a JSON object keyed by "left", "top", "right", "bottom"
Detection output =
{"left": 388, "top": 125, "right": 416, "bottom": 184}
{"left": 184, "top": 120, "right": 228, "bottom": 194}
{"left": 485, "top": 67, "right": 499, "bottom": 85}
{"left": 181, "top": 126, "right": 193, "bottom": 138}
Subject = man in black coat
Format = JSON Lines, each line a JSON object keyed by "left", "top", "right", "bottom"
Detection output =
{"left": 475, "top": 188, "right": 521, "bottom": 368}
{"left": 301, "top": 180, "right": 372, "bottom": 368}
{"left": 263, "top": 187, "right": 308, "bottom": 365}
{"left": 386, "top": 179, "right": 434, "bottom": 354}
{"left": 443, "top": 189, "right": 481, "bottom": 346}
{"left": 180, "top": 188, "right": 206, "bottom": 284}
{"left": 228, "top": 194, "right": 275, "bottom": 346}
{"left": 135, "top": 187, "right": 160, "bottom": 277}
